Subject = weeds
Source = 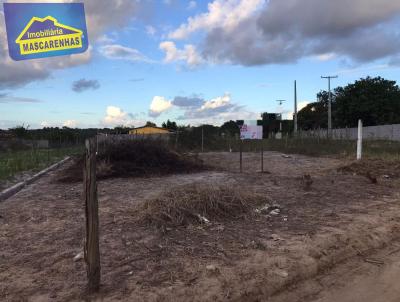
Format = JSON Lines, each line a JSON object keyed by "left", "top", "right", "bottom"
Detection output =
{"left": 137, "top": 184, "right": 265, "bottom": 229}
{"left": 0, "top": 146, "right": 83, "bottom": 181}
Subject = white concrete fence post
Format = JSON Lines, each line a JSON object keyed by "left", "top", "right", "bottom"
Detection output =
{"left": 357, "top": 119, "right": 363, "bottom": 160}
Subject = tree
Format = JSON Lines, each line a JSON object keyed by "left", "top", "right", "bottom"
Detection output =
{"left": 298, "top": 77, "right": 400, "bottom": 129}
{"left": 161, "top": 120, "right": 178, "bottom": 131}
{"left": 9, "top": 124, "right": 30, "bottom": 139}
{"left": 145, "top": 121, "right": 157, "bottom": 127}
{"left": 220, "top": 120, "right": 239, "bottom": 137}
{"left": 334, "top": 77, "right": 400, "bottom": 127}
{"left": 298, "top": 91, "right": 330, "bottom": 130}
{"left": 113, "top": 125, "right": 130, "bottom": 134}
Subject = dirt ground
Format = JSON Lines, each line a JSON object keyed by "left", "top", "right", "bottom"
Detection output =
{"left": 1, "top": 151, "right": 400, "bottom": 301}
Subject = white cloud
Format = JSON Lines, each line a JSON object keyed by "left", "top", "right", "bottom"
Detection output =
{"left": 149, "top": 96, "right": 172, "bottom": 117}
{"left": 166, "top": 0, "right": 400, "bottom": 67}
{"left": 101, "top": 106, "right": 146, "bottom": 127}
{"left": 96, "top": 34, "right": 115, "bottom": 44}
{"left": 63, "top": 120, "right": 78, "bottom": 128}
{"left": 188, "top": 1, "right": 197, "bottom": 10}
{"left": 40, "top": 121, "right": 51, "bottom": 127}
{"left": 200, "top": 93, "right": 231, "bottom": 110}
{"left": 168, "top": 0, "right": 264, "bottom": 40}
{"left": 146, "top": 25, "right": 156, "bottom": 36}
{"left": 99, "top": 44, "right": 151, "bottom": 62}
{"left": 315, "top": 53, "right": 337, "bottom": 61}
{"left": 39, "top": 119, "right": 79, "bottom": 128}
{"left": 159, "top": 41, "right": 203, "bottom": 67}
{"left": 103, "top": 106, "right": 129, "bottom": 126}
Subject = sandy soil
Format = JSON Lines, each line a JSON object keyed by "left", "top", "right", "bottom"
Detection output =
{"left": 269, "top": 239, "right": 400, "bottom": 302}
{"left": 1, "top": 151, "right": 400, "bottom": 301}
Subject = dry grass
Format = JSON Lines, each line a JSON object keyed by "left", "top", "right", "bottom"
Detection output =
{"left": 338, "top": 159, "right": 400, "bottom": 179}
{"left": 137, "top": 184, "right": 265, "bottom": 229}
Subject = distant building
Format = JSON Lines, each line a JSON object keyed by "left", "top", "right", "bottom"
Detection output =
{"left": 129, "top": 126, "right": 173, "bottom": 135}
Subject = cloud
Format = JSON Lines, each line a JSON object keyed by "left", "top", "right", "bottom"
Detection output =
{"left": 200, "top": 93, "right": 231, "bottom": 110}
{"left": 149, "top": 96, "right": 173, "bottom": 117}
{"left": 181, "top": 93, "right": 244, "bottom": 120}
{"left": 156, "top": 92, "right": 258, "bottom": 125}
{"left": 96, "top": 34, "right": 116, "bottom": 44}
{"left": 159, "top": 41, "right": 203, "bottom": 67}
{"left": 0, "top": 94, "right": 43, "bottom": 103}
{"left": 166, "top": 0, "right": 400, "bottom": 66}
{"left": 168, "top": 0, "right": 263, "bottom": 40}
{"left": 172, "top": 96, "right": 203, "bottom": 107}
{"left": 102, "top": 106, "right": 141, "bottom": 127}
{"left": 72, "top": 79, "right": 100, "bottom": 93}
{"left": 188, "top": 1, "right": 197, "bottom": 10}
{"left": 146, "top": 25, "right": 156, "bottom": 36}
{"left": 63, "top": 120, "right": 78, "bottom": 128}
{"left": 99, "top": 44, "right": 152, "bottom": 62}
{"left": 315, "top": 53, "right": 337, "bottom": 62}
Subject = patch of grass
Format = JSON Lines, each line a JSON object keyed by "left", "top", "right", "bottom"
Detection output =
{"left": 338, "top": 159, "right": 400, "bottom": 178}
{"left": 137, "top": 184, "right": 264, "bottom": 229}
{"left": 0, "top": 146, "right": 83, "bottom": 181}
{"left": 230, "top": 138, "right": 400, "bottom": 160}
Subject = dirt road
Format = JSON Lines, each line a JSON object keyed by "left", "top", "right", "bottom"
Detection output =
{"left": 270, "top": 242, "right": 400, "bottom": 302}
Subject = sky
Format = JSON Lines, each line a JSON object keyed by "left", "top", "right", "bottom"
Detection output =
{"left": 0, "top": 0, "right": 400, "bottom": 129}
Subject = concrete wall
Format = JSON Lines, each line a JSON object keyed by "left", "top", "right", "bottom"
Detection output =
{"left": 300, "top": 124, "right": 400, "bottom": 141}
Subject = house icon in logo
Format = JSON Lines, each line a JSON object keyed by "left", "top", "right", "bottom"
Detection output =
{"left": 15, "top": 16, "right": 84, "bottom": 55}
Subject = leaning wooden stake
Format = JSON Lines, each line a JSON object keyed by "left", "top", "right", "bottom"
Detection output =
{"left": 357, "top": 119, "right": 363, "bottom": 160}
{"left": 84, "top": 137, "right": 101, "bottom": 292}
{"left": 239, "top": 140, "right": 243, "bottom": 173}
{"left": 261, "top": 142, "right": 264, "bottom": 173}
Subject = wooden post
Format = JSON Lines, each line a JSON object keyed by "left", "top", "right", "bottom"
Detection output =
{"left": 261, "top": 142, "right": 264, "bottom": 173}
{"left": 357, "top": 119, "right": 363, "bottom": 160}
{"left": 84, "top": 137, "right": 101, "bottom": 292}
{"left": 239, "top": 140, "right": 243, "bottom": 173}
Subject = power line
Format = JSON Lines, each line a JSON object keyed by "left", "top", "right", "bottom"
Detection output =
{"left": 321, "top": 75, "right": 338, "bottom": 138}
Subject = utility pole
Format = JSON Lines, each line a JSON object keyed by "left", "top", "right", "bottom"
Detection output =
{"left": 321, "top": 75, "right": 338, "bottom": 138}
{"left": 294, "top": 80, "right": 298, "bottom": 134}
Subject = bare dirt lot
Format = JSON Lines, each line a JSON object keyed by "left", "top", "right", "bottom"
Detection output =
{"left": 1, "top": 151, "right": 400, "bottom": 301}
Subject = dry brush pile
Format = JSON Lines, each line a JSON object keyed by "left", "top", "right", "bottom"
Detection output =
{"left": 57, "top": 140, "right": 206, "bottom": 182}
{"left": 338, "top": 159, "right": 400, "bottom": 181}
{"left": 136, "top": 184, "right": 265, "bottom": 229}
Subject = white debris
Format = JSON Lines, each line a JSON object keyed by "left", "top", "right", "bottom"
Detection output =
{"left": 270, "top": 209, "right": 281, "bottom": 216}
{"left": 276, "top": 270, "right": 289, "bottom": 278}
{"left": 73, "top": 252, "right": 84, "bottom": 262}
{"left": 206, "top": 264, "right": 219, "bottom": 273}
{"left": 256, "top": 203, "right": 282, "bottom": 216}
{"left": 197, "top": 214, "right": 210, "bottom": 224}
